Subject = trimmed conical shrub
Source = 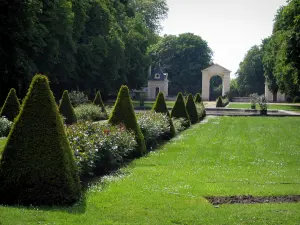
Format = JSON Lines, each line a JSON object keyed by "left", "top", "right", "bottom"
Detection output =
{"left": 93, "top": 91, "right": 108, "bottom": 118}
{"left": 59, "top": 90, "right": 77, "bottom": 125}
{"left": 171, "top": 92, "right": 190, "bottom": 128}
{"left": 108, "top": 85, "right": 146, "bottom": 157}
{"left": 186, "top": 94, "right": 199, "bottom": 124}
{"left": 216, "top": 96, "right": 223, "bottom": 107}
{"left": 0, "top": 88, "right": 20, "bottom": 121}
{"left": 0, "top": 74, "right": 81, "bottom": 206}
{"left": 194, "top": 93, "right": 202, "bottom": 103}
{"left": 152, "top": 92, "right": 176, "bottom": 138}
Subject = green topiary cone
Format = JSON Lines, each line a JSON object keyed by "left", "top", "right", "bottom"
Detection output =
{"left": 59, "top": 90, "right": 77, "bottom": 125}
{"left": 186, "top": 94, "right": 199, "bottom": 124}
{"left": 171, "top": 92, "right": 191, "bottom": 128}
{"left": 108, "top": 85, "right": 146, "bottom": 157}
{"left": 0, "top": 74, "right": 81, "bottom": 206}
{"left": 152, "top": 92, "right": 176, "bottom": 138}
{"left": 216, "top": 96, "right": 223, "bottom": 107}
{"left": 194, "top": 93, "right": 202, "bottom": 103}
{"left": 0, "top": 88, "right": 20, "bottom": 121}
{"left": 93, "top": 91, "right": 108, "bottom": 118}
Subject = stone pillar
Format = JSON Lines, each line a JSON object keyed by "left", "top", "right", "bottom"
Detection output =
{"left": 202, "top": 71, "right": 209, "bottom": 101}
{"left": 265, "top": 84, "right": 273, "bottom": 102}
{"left": 277, "top": 91, "right": 286, "bottom": 102}
{"left": 222, "top": 72, "right": 231, "bottom": 96}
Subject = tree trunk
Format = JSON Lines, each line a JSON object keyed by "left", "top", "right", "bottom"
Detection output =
{"left": 272, "top": 91, "right": 277, "bottom": 102}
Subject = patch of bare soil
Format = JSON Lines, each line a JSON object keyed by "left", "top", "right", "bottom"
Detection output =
{"left": 205, "top": 195, "right": 300, "bottom": 205}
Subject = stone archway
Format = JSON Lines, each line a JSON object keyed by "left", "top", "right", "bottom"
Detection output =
{"left": 201, "top": 64, "right": 231, "bottom": 101}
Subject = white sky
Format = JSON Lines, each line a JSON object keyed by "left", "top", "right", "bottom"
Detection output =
{"left": 161, "top": 0, "right": 287, "bottom": 78}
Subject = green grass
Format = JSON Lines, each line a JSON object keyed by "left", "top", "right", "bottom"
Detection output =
{"left": 1, "top": 117, "right": 300, "bottom": 224}
{"left": 228, "top": 103, "right": 300, "bottom": 111}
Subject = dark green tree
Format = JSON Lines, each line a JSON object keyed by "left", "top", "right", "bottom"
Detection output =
{"left": 0, "top": 75, "right": 81, "bottom": 206}
{"left": 59, "top": 90, "right": 77, "bottom": 125}
{"left": 171, "top": 92, "right": 190, "bottom": 128}
{"left": 108, "top": 85, "right": 146, "bottom": 157}
{"left": 194, "top": 93, "right": 202, "bottom": 103}
{"left": 152, "top": 92, "right": 176, "bottom": 138}
{"left": 185, "top": 94, "right": 199, "bottom": 124}
{"left": 0, "top": 88, "right": 21, "bottom": 121}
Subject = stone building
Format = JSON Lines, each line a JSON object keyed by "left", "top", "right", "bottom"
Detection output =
{"left": 265, "top": 84, "right": 286, "bottom": 102}
{"left": 147, "top": 67, "right": 169, "bottom": 99}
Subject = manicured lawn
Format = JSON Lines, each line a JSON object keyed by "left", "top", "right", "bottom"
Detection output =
{"left": 228, "top": 103, "right": 300, "bottom": 111}
{"left": 1, "top": 117, "right": 300, "bottom": 224}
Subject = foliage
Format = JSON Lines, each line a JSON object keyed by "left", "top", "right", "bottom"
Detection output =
{"left": 149, "top": 33, "right": 213, "bottom": 94}
{"left": 0, "top": 75, "right": 81, "bottom": 206}
{"left": 293, "top": 96, "right": 300, "bottom": 103}
{"left": 59, "top": 90, "right": 77, "bottom": 125}
{"left": 93, "top": 91, "right": 108, "bottom": 117}
{"left": 172, "top": 118, "right": 187, "bottom": 133}
{"left": 195, "top": 103, "right": 206, "bottom": 120}
{"left": 66, "top": 121, "right": 136, "bottom": 177}
{"left": 171, "top": 92, "right": 190, "bottom": 128}
{"left": 108, "top": 85, "right": 146, "bottom": 157}
{"left": 236, "top": 45, "right": 265, "bottom": 96}
{"left": 74, "top": 104, "right": 107, "bottom": 122}
{"left": 0, "top": 117, "right": 12, "bottom": 137}
{"left": 0, "top": 88, "right": 21, "bottom": 121}
{"left": 69, "top": 91, "right": 89, "bottom": 107}
{"left": 258, "top": 95, "right": 268, "bottom": 111}
{"left": 152, "top": 92, "right": 175, "bottom": 138}
{"left": 216, "top": 96, "right": 223, "bottom": 107}
{"left": 185, "top": 94, "right": 199, "bottom": 124}
{"left": 136, "top": 111, "right": 170, "bottom": 149}
{"left": 228, "top": 79, "right": 240, "bottom": 99}
{"left": 194, "top": 93, "right": 202, "bottom": 103}
{"left": 249, "top": 93, "right": 259, "bottom": 109}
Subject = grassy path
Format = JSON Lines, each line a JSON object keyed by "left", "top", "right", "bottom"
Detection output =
{"left": 1, "top": 117, "right": 300, "bottom": 224}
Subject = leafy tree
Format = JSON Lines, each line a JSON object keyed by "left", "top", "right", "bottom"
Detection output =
{"left": 0, "top": 88, "right": 20, "bottom": 121}
{"left": 108, "top": 85, "right": 146, "bottom": 157}
{"left": 152, "top": 92, "right": 175, "bottom": 138}
{"left": 59, "top": 90, "right": 77, "bottom": 125}
{"left": 236, "top": 45, "right": 265, "bottom": 96}
{"left": 171, "top": 92, "right": 190, "bottom": 128}
{"left": 0, "top": 75, "right": 81, "bottom": 206}
{"left": 185, "top": 94, "right": 199, "bottom": 124}
{"left": 149, "top": 33, "right": 213, "bottom": 95}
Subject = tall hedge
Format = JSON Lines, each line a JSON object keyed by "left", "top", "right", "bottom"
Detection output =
{"left": 93, "top": 91, "right": 108, "bottom": 118}
{"left": 59, "top": 90, "right": 77, "bottom": 125}
{"left": 171, "top": 92, "right": 190, "bottom": 128}
{"left": 108, "top": 85, "right": 146, "bottom": 157}
{"left": 152, "top": 92, "right": 176, "bottom": 138}
{"left": 0, "top": 88, "right": 20, "bottom": 121}
{"left": 186, "top": 94, "right": 199, "bottom": 124}
{"left": 194, "top": 93, "right": 202, "bottom": 103}
{"left": 0, "top": 75, "right": 81, "bottom": 206}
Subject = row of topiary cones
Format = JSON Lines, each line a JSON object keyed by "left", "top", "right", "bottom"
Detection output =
{"left": 0, "top": 74, "right": 205, "bottom": 206}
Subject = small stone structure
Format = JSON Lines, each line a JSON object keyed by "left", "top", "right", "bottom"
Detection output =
{"left": 201, "top": 64, "right": 231, "bottom": 101}
{"left": 147, "top": 67, "right": 169, "bottom": 100}
{"left": 265, "top": 84, "right": 286, "bottom": 102}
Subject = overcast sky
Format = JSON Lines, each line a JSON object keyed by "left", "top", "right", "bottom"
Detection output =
{"left": 161, "top": 0, "right": 287, "bottom": 77}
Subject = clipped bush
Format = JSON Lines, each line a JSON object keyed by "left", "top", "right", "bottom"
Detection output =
{"left": 293, "top": 96, "right": 300, "bottom": 103}
{"left": 172, "top": 118, "right": 187, "bottom": 133}
{"left": 0, "top": 74, "right": 81, "bottom": 206}
{"left": 216, "top": 96, "right": 223, "bottom": 107}
{"left": 59, "top": 90, "right": 77, "bottom": 125}
{"left": 66, "top": 122, "right": 136, "bottom": 177}
{"left": 0, "top": 117, "right": 12, "bottom": 137}
{"left": 194, "top": 93, "right": 202, "bottom": 103}
{"left": 74, "top": 104, "right": 107, "bottom": 121}
{"left": 171, "top": 92, "right": 190, "bottom": 128}
{"left": 136, "top": 111, "right": 170, "bottom": 149}
{"left": 0, "top": 88, "right": 20, "bottom": 121}
{"left": 108, "top": 85, "right": 146, "bottom": 157}
{"left": 93, "top": 91, "right": 108, "bottom": 118}
{"left": 196, "top": 103, "right": 206, "bottom": 121}
{"left": 186, "top": 94, "right": 199, "bottom": 124}
{"left": 152, "top": 92, "right": 176, "bottom": 138}
{"left": 69, "top": 91, "right": 89, "bottom": 107}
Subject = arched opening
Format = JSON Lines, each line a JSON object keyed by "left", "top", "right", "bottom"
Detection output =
{"left": 209, "top": 75, "right": 223, "bottom": 101}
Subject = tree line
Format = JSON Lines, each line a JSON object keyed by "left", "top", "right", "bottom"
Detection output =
{"left": 233, "top": 0, "right": 300, "bottom": 100}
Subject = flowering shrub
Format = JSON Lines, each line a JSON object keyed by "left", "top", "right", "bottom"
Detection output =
{"left": 66, "top": 121, "right": 136, "bottom": 177}
{"left": 196, "top": 103, "right": 206, "bottom": 120}
{"left": 74, "top": 104, "right": 107, "bottom": 121}
{"left": 68, "top": 91, "right": 89, "bottom": 106}
{"left": 172, "top": 118, "right": 186, "bottom": 133}
{"left": 136, "top": 111, "right": 170, "bottom": 149}
{"left": 0, "top": 117, "right": 12, "bottom": 137}
{"left": 250, "top": 93, "right": 259, "bottom": 109}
